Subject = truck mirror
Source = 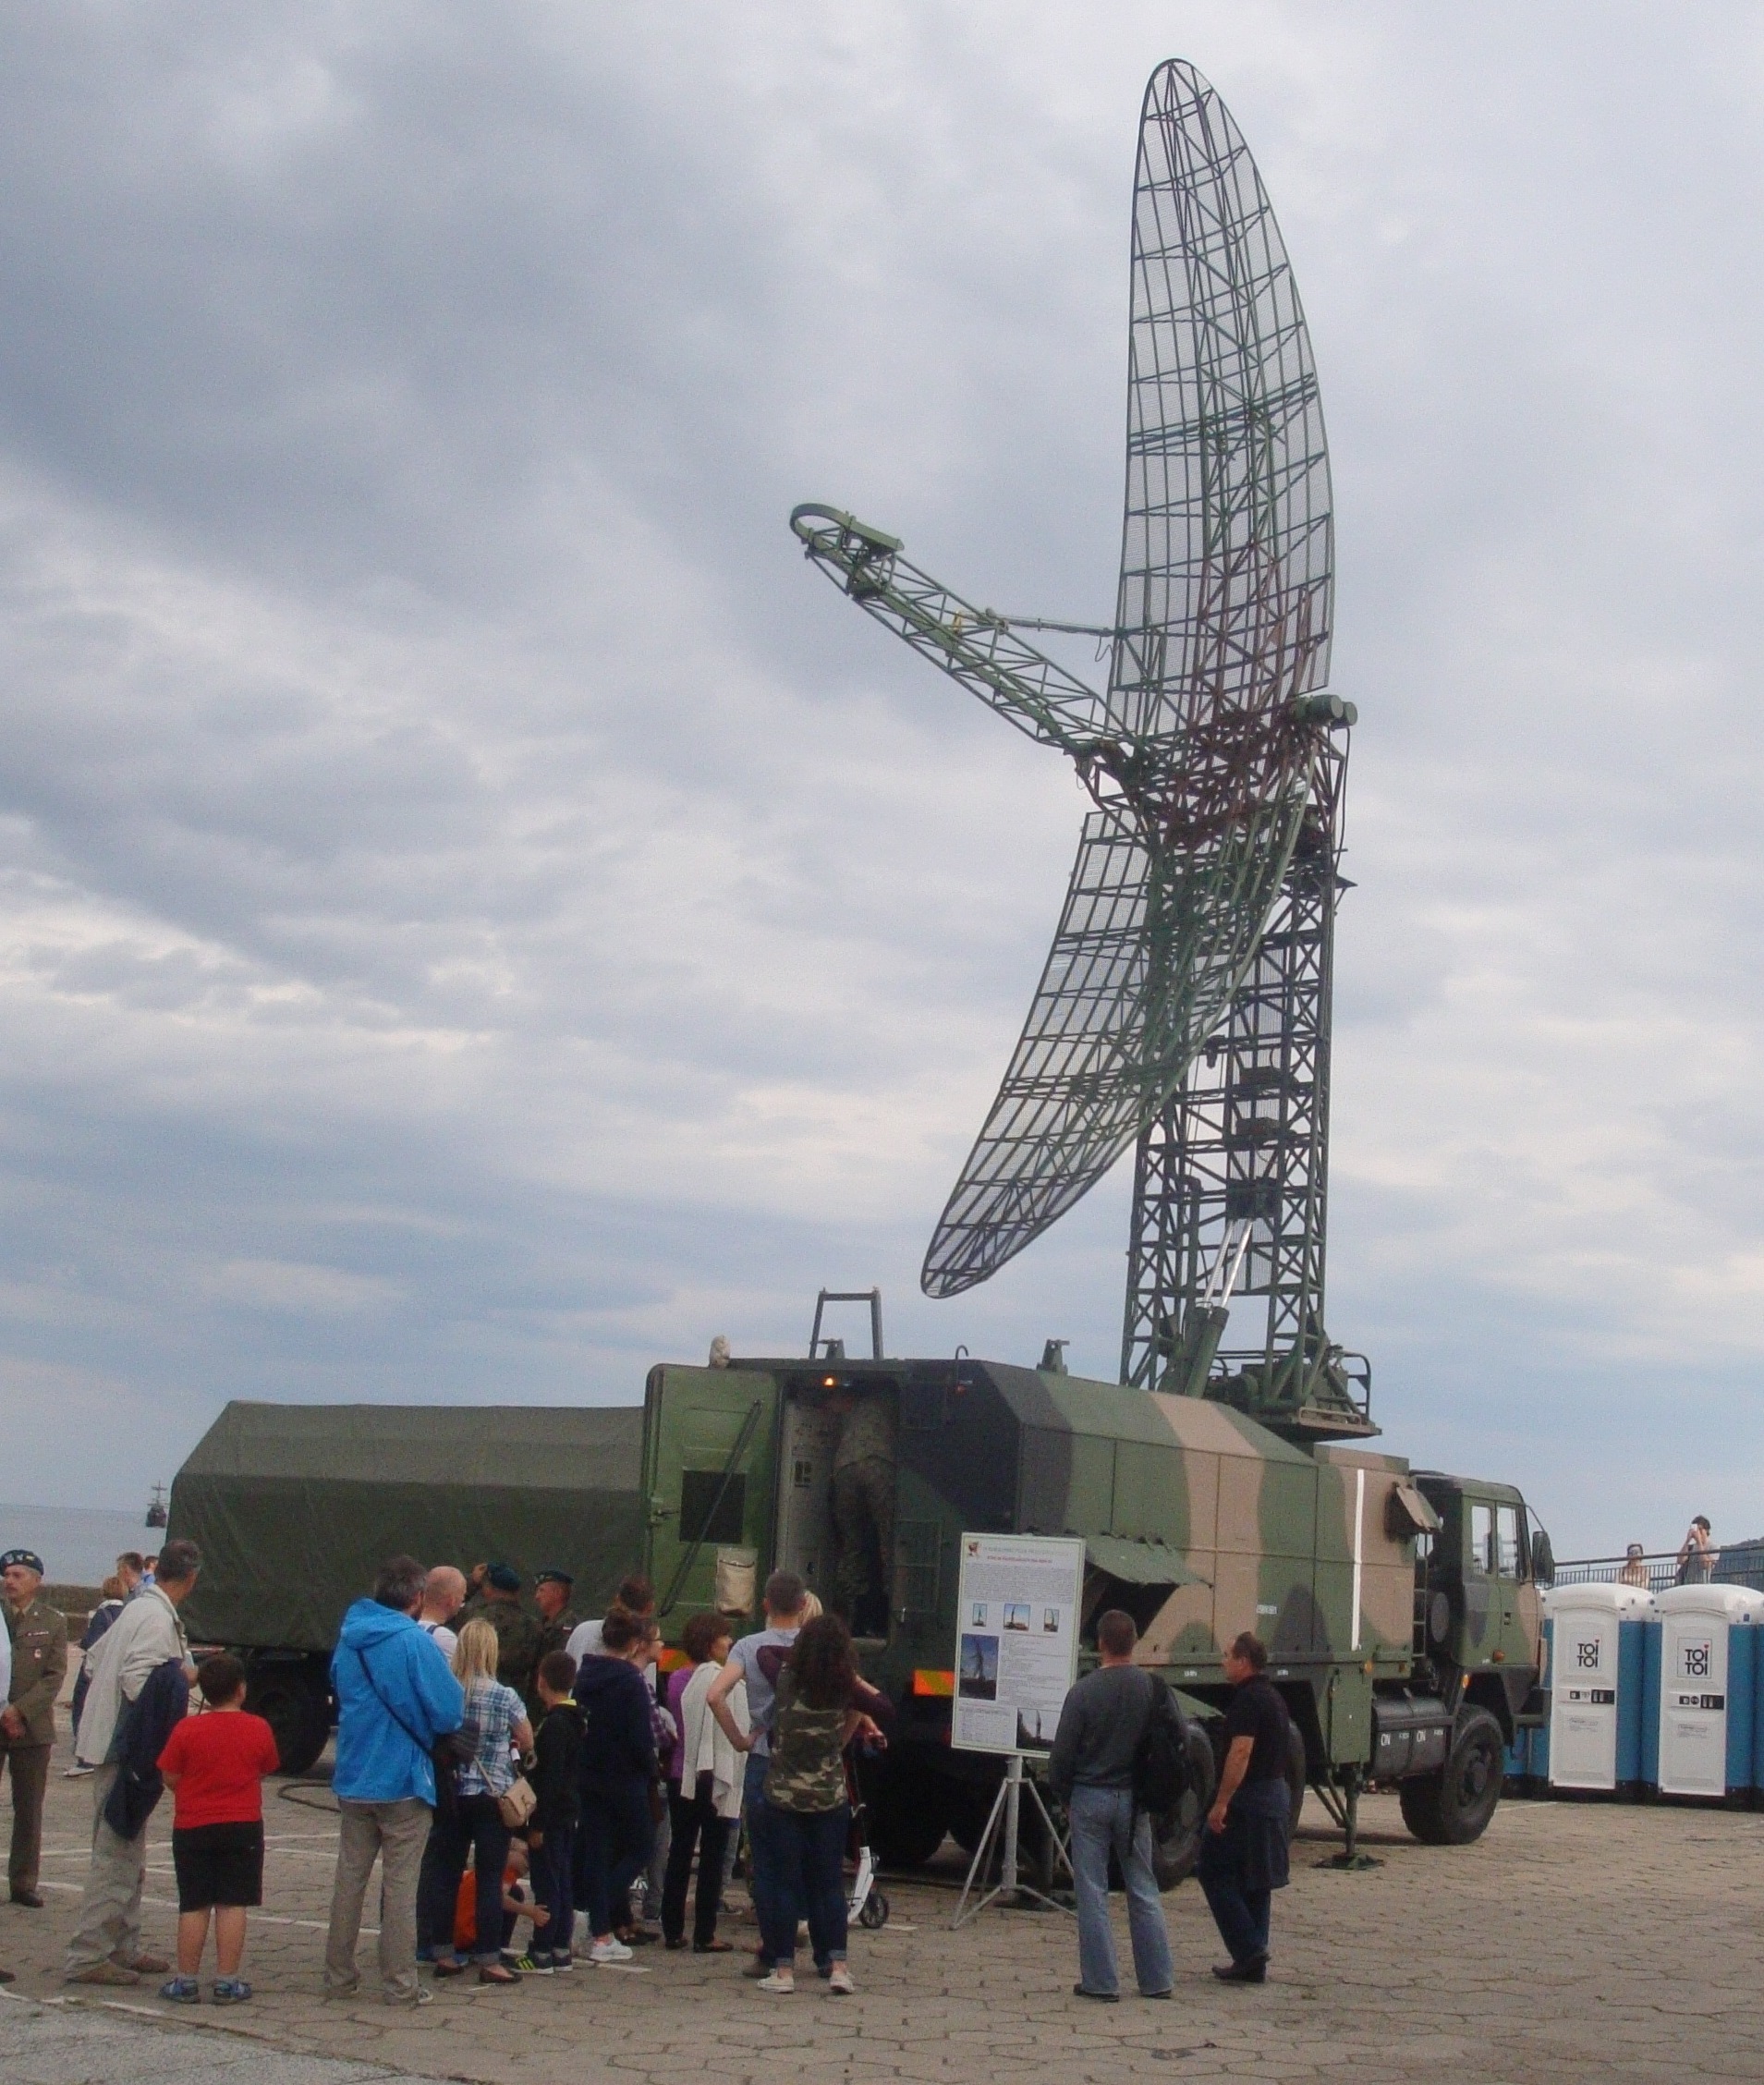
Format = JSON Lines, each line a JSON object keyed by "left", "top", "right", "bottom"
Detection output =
{"left": 1530, "top": 1528, "right": 1554, "bottom": 1585}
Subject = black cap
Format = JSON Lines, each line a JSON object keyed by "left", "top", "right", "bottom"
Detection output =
{"left": 0, "top": 1549, "right": 43, "bottom": 1576}
{"left": 486, "top": 1562, "right": 522, "bottom": 1593}
{"left": 534, "top": 1567, "right": 574, "bottom": 1588}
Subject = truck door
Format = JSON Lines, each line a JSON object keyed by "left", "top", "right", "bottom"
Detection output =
{"left": 642, "top": 1366, "right": 780, "bottom": 1620}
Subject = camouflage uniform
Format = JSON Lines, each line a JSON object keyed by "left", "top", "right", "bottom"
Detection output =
{"left": 482, "top": 1597, "right": 542, "bottom": 1703}
{"left": 537, "top": 1608, "right": 579, "bottom": 1664}
{"left": 831, "top": 1394, "right": 896, "bottom": 1626}
{"left": 2, "top": 1596, "right": 67, "bottom": 1901}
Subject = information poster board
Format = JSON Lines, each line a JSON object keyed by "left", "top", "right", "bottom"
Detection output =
{"left": 952, "top": 1533, "right": 1086, "bottom": 1755}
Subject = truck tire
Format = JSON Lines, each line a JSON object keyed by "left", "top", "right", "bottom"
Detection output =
{"left": 245, "top": 1658, "right": 331, "bottom": 1777}
{"left": 1149, "top": 1722, "right": 1219, "bottom": 1889}
{"left": 1398, "top": 1707, "right": 1503, "bottom": 1846}
{"left": 869, "top": 1760, "right": 951, "bottom": 1870}
{"left": 1283, "top": 1719, "right": 1307, "bottom": 1842}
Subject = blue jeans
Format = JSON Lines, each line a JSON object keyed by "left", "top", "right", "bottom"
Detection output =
{"left": 416, "top": 1793, "right": 510, "bottom": 1967}
{"left": 1066, "top": 1785, "right": 1173, "bottom": 1998}
{"left": 760, "top": 1803, "right": 849, "bottom": 1969}
{"left": 530, "top": 1820, "right": 576, "bottom": 1965}
{"left": 743, "top": 1751, "right": 783, "bottom": 1965}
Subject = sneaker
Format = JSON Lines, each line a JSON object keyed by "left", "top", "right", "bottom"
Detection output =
{"left": 63, "top": 1763, "right": 95, "bottom": 1778}
{"left": 589, "top": 1937, "right": 633, "bottom": 1965}
{"left": 158, "top": 1975, "right": 201, "bottom": 2004}
{"left": 828, "top": 1964, "right": 854, "bottom": 1995}
{"left": 387, "top": 1985, "right": 432, "bottom": 2006}
{"left": 552, "top": 1954, "right": 575, "bottom": 1973}
{"left": 757, "top": 1969, "right": 796, "bottom": 1994}
{"left": 66, "top": 1963, "right": 140, "bottom": 1987}
{"left": 512, "top": 1953, "right": 554, "bottom": 1975}
{"left": 211, "top": 1978, "right": 251, "bottom": 2005}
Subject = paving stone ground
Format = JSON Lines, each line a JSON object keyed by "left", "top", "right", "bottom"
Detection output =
{"left": 3, "top": 1762, "right": 1760, "bottom": 2084}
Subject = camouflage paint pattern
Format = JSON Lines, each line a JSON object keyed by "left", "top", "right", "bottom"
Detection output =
{"left": 641, "top": 1354, "right": 1544, "bottom": 1780}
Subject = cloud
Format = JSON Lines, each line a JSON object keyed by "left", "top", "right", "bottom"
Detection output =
{"left": 0, "top": 4, "right": 1758, "bottom": 1555}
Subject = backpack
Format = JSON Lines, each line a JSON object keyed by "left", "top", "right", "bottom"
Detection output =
{"left": 1131, "top": 1677, "right": 1190, "bottom": 1814}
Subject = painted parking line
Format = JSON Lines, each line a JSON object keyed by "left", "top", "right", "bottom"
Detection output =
{"left": 34, "top": 1878, "right": 371, "bottom": 1936}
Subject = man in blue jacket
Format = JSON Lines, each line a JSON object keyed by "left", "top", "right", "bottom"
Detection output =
{"left": 322, "top": 1556, "right": 463, "bottom": 2007}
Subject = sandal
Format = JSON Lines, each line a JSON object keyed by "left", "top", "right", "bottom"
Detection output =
{"left": 432, "top": 1957, "right": 468, "bottom": 1978}
{"left": 693, "top": 1939, "right": 734, "bottom": 1954}
{"left": 478, "top": 1963, "right": 521, "bottom": 1985}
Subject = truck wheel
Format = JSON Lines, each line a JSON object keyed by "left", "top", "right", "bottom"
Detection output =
{"left": 245, "top": 1660, "right": 330, "bottom": 1777}
{"left": 869, "top": 1762, "right": 951, "bottom": 1870}
{"left": 945, "top": 1778, "right": 990, "bottom": 1855}
{"left": 1150, "top": 1723, "right": 1218, "bottom": 1890}
{"left": 1398, "top": 1708, "right": 1503, "bottom": 1846}
{"left": 1283, "top": 1720, "right": 1307, "bottom": 1842}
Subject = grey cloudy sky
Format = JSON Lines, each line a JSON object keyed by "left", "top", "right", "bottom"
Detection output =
{"left": 1, "top": 3, "right": 1760, "bottom": 1556}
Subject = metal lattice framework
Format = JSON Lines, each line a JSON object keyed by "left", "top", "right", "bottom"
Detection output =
{"left": 790, "top": 60, "right": 1360, "bottom": 1424}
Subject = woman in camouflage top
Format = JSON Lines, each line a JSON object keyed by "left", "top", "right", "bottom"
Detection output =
{"left": 753, "top": 1616, "right": 886, "bottom": 1995}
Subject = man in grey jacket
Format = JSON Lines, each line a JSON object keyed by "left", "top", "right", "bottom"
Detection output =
{"left": 63, "top": 1538, "right": 201, "bottom": 1986}
{"left": 1047, "top": 1608, "right": 1173, "bottom": 2003}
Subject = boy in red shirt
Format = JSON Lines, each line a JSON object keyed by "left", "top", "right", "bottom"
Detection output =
{"left": 155, "top": 1653, "right": 279, "bottom": 2003}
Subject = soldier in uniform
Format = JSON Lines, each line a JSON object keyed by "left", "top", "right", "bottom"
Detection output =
{"left": 481, "top": 1563, "right": 542, "bottom": 1703}
{"left": 0, "top": 1548, "right": 68, "bottom": 1908}
{"left": 456, "top": 1561, "right": 492, "bottom": 1624}
{"left": 827, "top": 1387, "right": 896, "bottom": 1634}
{"left": 534, "top": 1569, "right": 578, "bottom": 1662}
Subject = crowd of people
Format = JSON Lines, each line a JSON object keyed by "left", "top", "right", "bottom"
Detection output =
{"left": 1, "top": 1532, "right": 1307, "bottom": 2006}
{"left": 319, "top": 1556, "right": 883, "bottom": 2004}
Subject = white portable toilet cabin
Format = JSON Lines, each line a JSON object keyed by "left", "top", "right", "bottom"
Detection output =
{"left": 1647, "top": 1583, "right": 1764, "bottom": 1798}
{"left": 1541, "top": 1582, "right": 1651, "bottom": 1793}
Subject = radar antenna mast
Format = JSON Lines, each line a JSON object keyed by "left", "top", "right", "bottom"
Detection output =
{"left": 790, "top": 60, "right": 1370, "bottom": 1439}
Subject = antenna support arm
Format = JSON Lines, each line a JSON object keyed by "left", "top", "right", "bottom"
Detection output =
{"left": 790, "top": 505, "right": 1111, "bottom": 761}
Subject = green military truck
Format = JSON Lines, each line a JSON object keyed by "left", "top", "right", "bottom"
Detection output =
{"left": 166, "top": 1401, "right": 645, "bottom": 1773}
{"left": 642, "top": 1339, "right": 1549, "bottom": 1879}
{"left": 165, "top": 1338, "right": 1547, "bottom": 1880}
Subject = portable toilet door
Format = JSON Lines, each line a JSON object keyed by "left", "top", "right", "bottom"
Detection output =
{"left": 1652, "top": 1583, "right": 1764, "bottom": 1798}
{"left": 1543, "top": 1583, "right": 1650, "bottom": 1793}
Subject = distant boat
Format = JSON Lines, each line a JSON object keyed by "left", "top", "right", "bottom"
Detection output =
{"left": 145, "top": 1483, "right": 168, "bottom": 1530}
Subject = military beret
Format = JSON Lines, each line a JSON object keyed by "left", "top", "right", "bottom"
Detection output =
{"left": 0, "top": 1549, "right": 44, "bottom": 1576}
{"left": 486, "top": 1562, "right": 522, "bottom": 1592}
{"left": 534, "top": 1567, "right": 574, "bottom": 1588}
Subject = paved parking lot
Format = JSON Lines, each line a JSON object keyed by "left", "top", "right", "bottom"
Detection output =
{"left": 4, "top": 1765, "right": 1763, "bottom": 2085}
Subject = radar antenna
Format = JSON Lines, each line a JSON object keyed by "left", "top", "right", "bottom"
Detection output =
{"left": 790, "top": 60, "right": 1370, "bottom": 1438}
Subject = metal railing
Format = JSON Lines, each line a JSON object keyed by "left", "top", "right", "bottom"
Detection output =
{"left": 1551, "top": 1542, "right": 1764, "bottom": 1595}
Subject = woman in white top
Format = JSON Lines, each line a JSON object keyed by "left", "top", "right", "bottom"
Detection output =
{"left": 660, "top": 1612, "right": 748, "bottom": 1951}
{"left": 416, "top": 1619, "right": 534, "bottom": 1985}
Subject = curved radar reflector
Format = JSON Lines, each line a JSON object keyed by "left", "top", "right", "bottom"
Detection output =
{"left": 789, "top": 58, "right": 1337, "bottom": 1300}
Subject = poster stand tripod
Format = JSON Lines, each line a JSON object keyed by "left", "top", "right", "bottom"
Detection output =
{"left": 950, "top": 1754, "right": 1075, "bottom": 1928}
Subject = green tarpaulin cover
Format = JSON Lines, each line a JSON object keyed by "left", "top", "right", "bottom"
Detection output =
{"left": 169, "top": 1402, "right": 646, "bottom": 1652}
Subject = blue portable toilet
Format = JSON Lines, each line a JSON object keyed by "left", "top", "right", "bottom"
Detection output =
{"left": 1541, "top": 1583, "right": 1650, "bottom": 1794}
{"left": 1647, "top": 1584, "right": 1764, "bottom": 1798}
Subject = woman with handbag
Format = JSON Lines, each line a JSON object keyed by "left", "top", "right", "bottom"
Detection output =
{"left": 417, "top": 1618, "right": 535, "bottom": 1986}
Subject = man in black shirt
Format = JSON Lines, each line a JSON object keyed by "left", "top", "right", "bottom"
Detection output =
{"left": 1197, "top": 1631, "right": 1293, "bottom": 1983}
